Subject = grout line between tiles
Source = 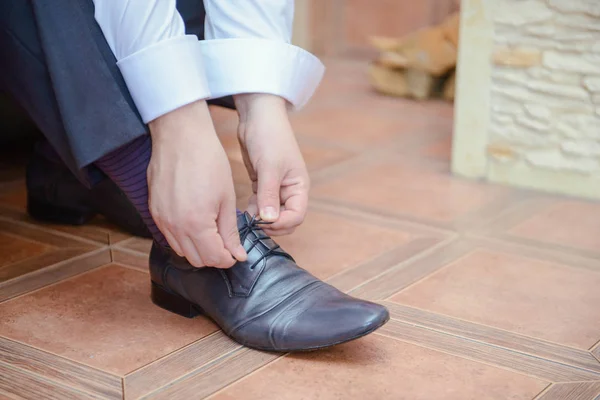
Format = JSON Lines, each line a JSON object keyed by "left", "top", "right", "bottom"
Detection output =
{"left": 110, "top": 244, "right": 149, "bottom": 258}
{"left": 379, "top": 320, "right": 600, "bottom": 378}
{"left": 463, "top": 234, "right": 600, "bottom": 273}
{"left": 0, "top": 246, "right": 109, "bottom": 289}
{"left": 383, "top": 302, "right": 600, "bottom": 373}
{"left": 202, "top": 352, "right": 286, "bottom": 400}
{"left": 381, "top": 244, "right": 478, "bottom": 298}
{"left": 124, "top": 331, "right": 230, "bottom": 377}
{"left": 109, "top": 236, "right": 139, "bottom": 249}
{"left": 309, "top": 196, "right": 463, "bottom": 232}
{"left": 322, "top": 240, "right": 428, "bottom": 289}
{"left": 0, "top": 250, "right": 112, "bottom": 303}
{"left": 532, "top": 383, "right": 554, "bottom": 400}
{"left": 374, "top": 330, "right": 555, "bottom": 384}
{"left": 0, "top": 311, "right": 124, "bottom": 383}
{"left": 349, "top": 235, "right": 463, "bottom": 295}
{"left": 0, "top": 360, "right": 106, "bottom": 400}
{"left": 0, "top": 389, "right": 21, "bottom": 400}
{"left": 308, "top": 200, "right": 456, "bottom": 237}
{"left": 0, "top": 229, "right": 61, "bottom": 249}
{"left": 383, "top": 301, "right": 600, "bottom": 359}
{"left": 0, "top": 215, "right": 104, "bottom": 247}
{"left": 476, "top": 231, "right": 600, "bottom": 263}
{"left": 139, "top": 346, "right": 252, "bottom": 400}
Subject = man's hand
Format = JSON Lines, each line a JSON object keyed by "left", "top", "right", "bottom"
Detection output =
{"left": 235, "top": 94, "right": 309, "bottom": 236}
{"left": 148, "top": 100, "right": 246, "bottom": 268}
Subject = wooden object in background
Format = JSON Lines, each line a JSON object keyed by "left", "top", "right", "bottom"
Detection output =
{"left": 368, "top": 12, "right": 460, "bottom": 101}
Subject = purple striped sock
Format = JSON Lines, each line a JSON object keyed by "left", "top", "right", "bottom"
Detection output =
{"left": 95, "top": 135, "right": 168, "bottom": 246}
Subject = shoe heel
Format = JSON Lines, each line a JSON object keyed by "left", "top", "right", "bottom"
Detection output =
{"left": 27, "top": 196, "right": 96, "bottom": 225}
{"left": 151, "top": 282, "right": 201, "bottom": 318}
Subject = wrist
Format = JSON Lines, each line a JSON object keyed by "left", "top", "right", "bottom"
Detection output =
{"left": 148, "top": 100, "right": 214, "bottom": 144}
{"left": 234, "top": 94, "right": 287, "bottom": 123}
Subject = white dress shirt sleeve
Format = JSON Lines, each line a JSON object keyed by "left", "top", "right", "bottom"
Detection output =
{"left": 92, "top": 0, "right": 211, "bottom": 123}
{"left": 201, "top": 0, "right": 325, "bottom": 110}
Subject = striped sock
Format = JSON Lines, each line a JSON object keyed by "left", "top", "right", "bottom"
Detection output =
{"left": 95, "top": 135, "right": 168, "bottom": 246}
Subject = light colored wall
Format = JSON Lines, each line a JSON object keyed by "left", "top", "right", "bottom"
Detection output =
{"left": 453, "top": 0, "right": 600, "bottom": 200}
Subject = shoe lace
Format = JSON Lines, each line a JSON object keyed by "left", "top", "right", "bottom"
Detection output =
{"left": 238, "top": 215, "right": 291, "bottom": 270}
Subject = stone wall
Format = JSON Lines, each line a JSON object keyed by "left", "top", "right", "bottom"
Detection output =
{"left": 452, "top": 0, "right": 600, "bottom": 200}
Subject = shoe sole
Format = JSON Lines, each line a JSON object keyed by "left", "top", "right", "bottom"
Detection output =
{"left": 151, "top": 281, "right": 390, "bottom": 352}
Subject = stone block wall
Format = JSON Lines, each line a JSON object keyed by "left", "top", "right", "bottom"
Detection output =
{"left": 452, "top": 0, "right": 600, "bottom": 200}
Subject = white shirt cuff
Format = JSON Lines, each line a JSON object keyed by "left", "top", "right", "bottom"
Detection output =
{"left": 198, "top": 39, "right": 325, "bottom": 110}
{"left": 117, "top": 35, "right": 211, "bottom": 123}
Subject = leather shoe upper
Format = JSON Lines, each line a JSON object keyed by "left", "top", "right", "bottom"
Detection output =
{"left": 150, "top": 212, "right": 389, "bottom": 351}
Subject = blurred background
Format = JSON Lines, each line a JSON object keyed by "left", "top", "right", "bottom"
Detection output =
{"left": 2, "top": 1, "right": 600, "bottom": 399}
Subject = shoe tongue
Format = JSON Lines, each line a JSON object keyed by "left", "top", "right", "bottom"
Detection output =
{"left": 236, "top": 211, "right": 253, "bottom": 231}
{"left": 236, "top": 211, "right": 275, "bottom": 250}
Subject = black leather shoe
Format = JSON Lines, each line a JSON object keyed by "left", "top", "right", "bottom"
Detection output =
{"left": 150, "top": 212, "right": 389, "bottom": 352}
{"left": 26, "top": 146, "right": 151, "bottom": 238}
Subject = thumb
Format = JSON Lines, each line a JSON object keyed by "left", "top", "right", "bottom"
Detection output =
{"left": 217, "top": 196, "right": 247, "bottom": 264}
{"left": 257, "top": 165, "right": 281, "bottom": 222}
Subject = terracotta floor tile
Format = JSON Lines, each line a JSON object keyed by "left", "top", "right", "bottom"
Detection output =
{"left": 0, "top": 184, "right": 27, "bottom": 210}
{"left": 211, "top": 335, "right": 546, "bottom": 400}
{"left": 391, "top": 249, "right": 600, "bottom": 349}
{"left": 309, "top": 75, "right": 372, "bottom": 105}
{"left": 0, "top": 232, "right": 53, "bottom": 269}
{"left": 276, "top": 210, "right": 411, "bottom": 280}
{"left": 290, "top": 106, "right": 405, "bottom": 148}
{"left": 220, "top": 133, "right": 354, "bottom": 176}
{"left": 312, "top": 160, "right": 505, "bottom": 223}
{"left": 509, "top": 200, "right": 600, "bottom": 253}
{"left": 5, "top": 57, "right": 598, "bottom": 399}
{"left": 421, "top": 134, "right": 453, "bottom": 162}
{"left": 209, "top": 105, "right": 238, "bottom": 133}
{"left": 0, "top": 264, "right": 218, "bottom": 375}
{"left": 300, "top": 143, "right": 355, "bottom": 173}
{"left": 354, "top": 96, "right": 455, "bottom": 122}
{"left": 0, "top": 149, "right": 27, "bottom": 187}
{"left": 321, "top": 58, "right": 374, "bottom": 84}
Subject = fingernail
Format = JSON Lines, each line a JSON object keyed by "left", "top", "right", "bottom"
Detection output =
{"left": 261, "top": 207, "right": 278, "bottom": 221}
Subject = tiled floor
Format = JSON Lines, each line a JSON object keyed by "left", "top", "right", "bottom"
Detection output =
{"left": 1, "top": 59, "right": 600, "bottom": 400}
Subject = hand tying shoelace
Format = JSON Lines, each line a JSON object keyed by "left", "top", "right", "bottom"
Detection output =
{"left": 238, "top": 214, "right": 293, "bottom": 270}
{"left": 150, "top": 211, "right": 389, "bottom": 351}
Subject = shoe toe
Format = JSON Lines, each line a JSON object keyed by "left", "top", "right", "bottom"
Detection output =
{"left": 263, "top": 285, "right": 389, "bottom": 351}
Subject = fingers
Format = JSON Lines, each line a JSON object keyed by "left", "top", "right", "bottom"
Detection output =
{"left": 161, "top": 227, "right": 184, "bottom": 256}
{"left": 153, "top": 207, "right": 240, "bottom": 269}
{"left": 257, "top": 166, "right": 281, "bottom": 222}
{"left": 245, "top": 194, "right": 258, "bottom": 216}
{"left": 179, "top": 235, "right": 205, "bottom": 267}
{"left": 267, "top": 183, "right": 308, "bottom": 233}
{"left": 217, "top": 197, "right": 247, "bottom": 263}
{"left": 190, "top": 228, "right": 236, "bottom": 269}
